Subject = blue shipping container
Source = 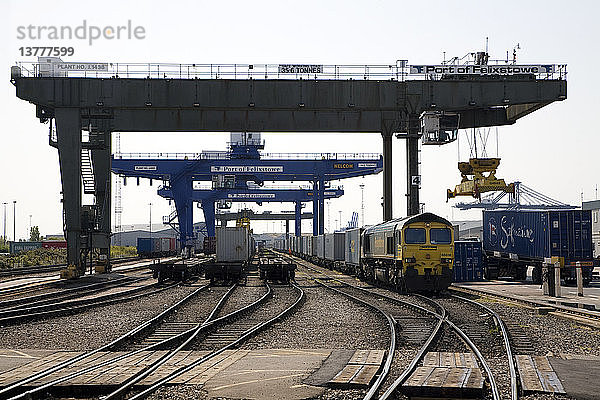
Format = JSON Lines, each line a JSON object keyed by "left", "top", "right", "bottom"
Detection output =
{"left": 454, "top": 241, "right": 484, "bottom": 282}
{"left": 137, "top": 237, "right": 161, "bottom": 256}
{"left": 483, "top": 210, "right": 593, "bottom": 265}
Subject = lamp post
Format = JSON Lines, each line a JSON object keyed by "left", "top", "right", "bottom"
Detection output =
{"left": 2, "top": 202, "right": 7, "bottom": 241}
{"left": 359, "top": 184, "right": 365, "bottom": 227}
{"left": 29, "top": 215, "right": 32, "bottom": 239}
{"left": 338, "top": 210, "right": 342, "bottom": 231}
{"left": 13, "top": 201, "right": 16, "bottom": 242}
{"left": 149, "top": 203, "right": 152, "bottom": 241}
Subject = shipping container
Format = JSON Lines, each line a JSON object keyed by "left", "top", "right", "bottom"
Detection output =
{"left": 41, "top": 240, "right": 67, "bottom": 249}
{"left": 303, "top": 235, "right": 312, "bottom": 258}
{"left": 9, "top": 241, "right": 43, "bottom": 254}
{"left": 344, "top": 228, "right": 363, "bottom": 268}
{"left": 160, "top": 238, "right": 171, "bottom": 254}
{"left": 315, "top": 235, "right": 325, "bottom": 260}
{"left": 483, "top": 210, "right": 593, "bottom": 263}
{"left": 483, "top": 210, "right": 593, "bottom": 282}
{"left": 137, "top": 237, "right": 161, "bottom": 257}
{"left": 453, "top": 240, "right": 484, "bottom": 282}
{"left": 311, "top": 236, "right": 319, "bottom": 257}
{"left": 216, "top": 227, "right": 250, "bottom": 263}
{"left": 324, "top": 232, "right": 345, "bottom": 261}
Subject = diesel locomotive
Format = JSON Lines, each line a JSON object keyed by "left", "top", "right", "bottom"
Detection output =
{"left": 276, "top": 212, "right": 454, "bottom": 292}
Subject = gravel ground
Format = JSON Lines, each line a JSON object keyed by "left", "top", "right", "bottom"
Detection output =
{"left": 215, "top": 274, "right": 268, "bottom": 318}
{"left": 241, "top": 278, "right": 389, "bottom": 350}
{"left": 479, "top": 296, "right": 600, "bottom": 357}
{"left": 0, "top": 282, "right": 204, "bottom": 351}
{"left": 168, "top": 285, "right": 232, "bottom": 324}
{"left": 195, "top": 284, "right": 300, "bottom": 351}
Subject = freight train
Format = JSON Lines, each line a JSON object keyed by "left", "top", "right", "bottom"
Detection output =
{"left": 275, "top": 212, "right": 454, "bottom": 292}
{"left": 483, "top": 209, "right": 594, "bottom": 284}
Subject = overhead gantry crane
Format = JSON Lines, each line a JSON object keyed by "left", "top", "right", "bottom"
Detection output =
{"left": 112, "top": 132, "right": 378, "bottom": 255}
{"left": 11, "top": 57, "right": 566, "bottom": 277}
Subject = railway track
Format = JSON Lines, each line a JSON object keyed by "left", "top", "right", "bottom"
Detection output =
{"left": 0, "top": 256, "right": 141, "bottom": 278}
{"left": 0, "top": 278, "right": 175, "bottom": 325}
{"left": 0, "top": 256, "right": 181, "bottom": 300}
{"left": 289, "top": 254, "right": 514, "bottom": 400}
{"left": 0, "top": 280, "right": 214, "bottom": 400}
{"left": 2, "top": 273, "right": 304, "bottom": 400}
{"left": 0, "top": 258, "right": 211, "bottom": 325}
{"left": 450, "top": 285, "right": 600, "bottom": 328}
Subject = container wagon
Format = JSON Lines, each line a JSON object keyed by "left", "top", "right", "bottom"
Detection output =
{"left": 483, "top": 210, "right": 593, "bottom": 283}
{"left": 204, "top": 226, "right": 251, "bottom": 283}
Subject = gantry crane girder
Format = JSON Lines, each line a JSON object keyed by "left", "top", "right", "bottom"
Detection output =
{"left": 11, "top": 65, "right": 567, "bottom": 275}
{"left": 157, "top": 185, "right": 344, "bottom": 242}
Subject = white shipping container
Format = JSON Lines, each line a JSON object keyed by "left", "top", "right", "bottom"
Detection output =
{"left": 216, "top": 227, "right": 249, "bottom": 262}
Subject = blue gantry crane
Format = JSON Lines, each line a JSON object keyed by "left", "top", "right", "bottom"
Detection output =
{"left": 157, "top": 184, "right": 344, "bottom": 239}
{"left": 112, "top": 133, "right": 382, "bottom": 254}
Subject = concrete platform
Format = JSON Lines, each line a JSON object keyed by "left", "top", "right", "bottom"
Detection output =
{"left": 453, "top": 280, "right": 600, "bottom": 313}
{"left": 0, "top": 348, "right": 371, "bottom": 399}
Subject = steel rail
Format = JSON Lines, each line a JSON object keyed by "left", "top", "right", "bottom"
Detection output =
{"left": 450, "top": 294, "right": 518, "bottom": 400}
{"left": 127, "top": 282, "right": 304, "bottom": 400}
{"left": 0, "top": 280, "right": 166, "bottom": 324}
{"left": 1, "top": 280, "right": 212, "bottom": 399}
{"left": 9, "top": 280, "right": 270, "bottom": 400}
{"left": 313, "top": 278, "right": 395, "bottom": 400}
{"left": 0, "top": 276, "right": 136, "bottom": 309}
{"left": 0, "top": 256, "right": 141, "bottom": 278}
{"left": 5, "top": 284, "right": 210, "bottom": 400}
{"left": 414, "top": 294, "right": 501, "bottom": 400}
{"left": 102, "top": 283, "right": 239, "bottom": 400}
{"left": 450, "top": 286, "right": 600, "bottom": 324}
{"left": 292, "top": 258, "right": 398, "bottom": 400}
{"left": 288, "top": 253, "right": 499, "bottom": 400}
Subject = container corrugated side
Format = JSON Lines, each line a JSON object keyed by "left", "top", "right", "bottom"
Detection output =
{"left": 344, "top": 228, "right": 362, "bottom": 266}
{"left": 333, "top": 232, "right": 345, "bottom": 261}
{"left": 483, "top": 210, "right": 548, "bottom": 260}
{"left": 311, "top": 236, "right": 318, "bottom": 257}
{"left": 483, "top": 210, "right": 593, "bottom": 264}
{"left": 216, "top": 227, "right": 249, "bottom": 263}
{"left": 454, "top": 240, "right": 484, "bottom": 282}
{"left": 316, "top": 235, "right": 325, "bottom": 259}
{"left": 324, "top": 234, "right": 335, "bottom": 261}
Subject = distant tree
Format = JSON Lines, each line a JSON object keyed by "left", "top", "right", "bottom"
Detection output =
{"left": 30, "top": 226, "right": 40, "bottom": 241}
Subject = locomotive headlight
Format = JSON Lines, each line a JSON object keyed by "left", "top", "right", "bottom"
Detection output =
{"left": 404, "top": 257, "right": 416, "bottom": 264}
{"left": 441, "top": 257, "right": 452, "bottom": 263}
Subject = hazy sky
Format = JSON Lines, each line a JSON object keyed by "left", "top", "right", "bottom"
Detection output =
{"left": 2, "top": 0, "right": 598, "bottom": 239}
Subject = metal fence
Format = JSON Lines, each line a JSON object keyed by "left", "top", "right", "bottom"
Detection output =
{"left": 13, "top": 61, "right": 568, "bottom": 81}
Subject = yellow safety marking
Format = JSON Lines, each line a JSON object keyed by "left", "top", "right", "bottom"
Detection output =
{"left": 246, "top": 349, "right": 329, "bottom": 358}
{"left": 0, "top": 350, "right": 36, "bottom": 359}
{"left": 210, "top": 373, "right": 306, "bottom": 391}
{"left": 224, "top": 369, "right": 308, "bottom": 377}
{"left": 290, "top": 384, "right": 311, "bottom": 389}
